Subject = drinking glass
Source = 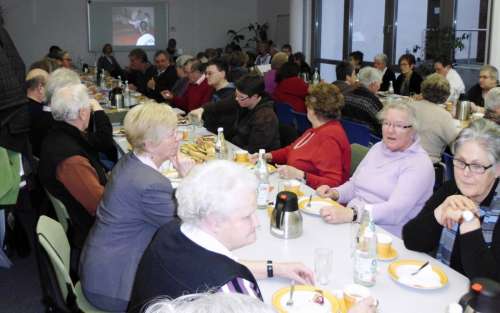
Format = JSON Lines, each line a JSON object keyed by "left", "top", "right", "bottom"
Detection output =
{"left": 314, "top": 248, "right": 333, "bottom": 286}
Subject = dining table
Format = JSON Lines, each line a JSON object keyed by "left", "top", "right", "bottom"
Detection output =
{"left": 110, "top": 119, "right": 471, "bottom": 313}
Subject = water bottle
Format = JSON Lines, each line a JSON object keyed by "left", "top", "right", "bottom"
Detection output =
{"left": 388, "top": 81, "right": 394, "bottom": 95}
{"left": 255, "top": 149, "right": 270, "bottom": 210}
{"left": 124, "top": 80, "right": 131, "bottom": 107}
{"left": 312, "top": 68, "right": 320, "bottom": 85}
{"left": 215, "top": 127, "right": 227, "bottom": 159}
{"left": 99, "top": 69, "right": 106, "bottom": 89}
{"left": 353, "top": 205, "right": 378, "bottom": 287}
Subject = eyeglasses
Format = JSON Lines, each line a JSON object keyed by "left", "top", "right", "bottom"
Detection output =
{"left": 235, "top": 93, "right": 250, "bottom": 101}
{"left": 382, "top": 121, "right": 412, "bottom": 131}
{"left": 452, "top": 158, "right": 493, "bottom": 174}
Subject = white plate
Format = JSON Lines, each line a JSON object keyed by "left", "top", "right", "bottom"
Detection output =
{"left": 298, "top": 197, "right": 339, "bottom": 215}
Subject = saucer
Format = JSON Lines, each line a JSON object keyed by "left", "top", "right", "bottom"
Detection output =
{"left": 378, "top": 246, "right": 398, "bottom": 261}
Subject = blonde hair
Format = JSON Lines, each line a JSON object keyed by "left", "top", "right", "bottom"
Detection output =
{"left": 421, "top": 73, "right": 450, "bottom": 104}
{"left": 124, "top": 101, "right": 177, "bottom": 153}
{"left": 270, "top": 52, "right": 288, "bottom": 70}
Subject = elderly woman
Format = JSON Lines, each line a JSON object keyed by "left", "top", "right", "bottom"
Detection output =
{"left": 97, "top": 43, "right": 123, "bottom": 78}
{"left": 232, "top": 74, "right": 280, "bottom": 153}
{"left": 128, "top": 161, "right": 314, "bottom": 312}
{"left": 273, "top": 61, "right": 309, "bottom": 113}
{"left": 263, "top": 52, "right": 288, "bottom": 94}
{"left": 39, "top": 84, "right": 108, "bottom": 250}
{"left": 316, "top": 101, "right": 435, "bottom": 237}
{"left": 485, "top": 87, "right": 500, "bottom": 125}
{"left": 403, "top": 119, "right": 499, "bottom": 282}
{"left": 263, "top": 83, "right": 350, "bottom": 189}
{"left": 394, "top": 53, "right": 423, "bottom": 96}
{"left": 60, "top": 51, "right": 73, "bottom": 69}
{"left": 373, "top": 53, "right": 396, "bottom": 92}
{"left": 80, "top": 103, "right": 194, "bottom": 311}
{"left": 409, "top": 73, "right": 459, "bottom": 163}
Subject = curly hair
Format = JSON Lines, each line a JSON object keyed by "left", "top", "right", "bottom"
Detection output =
{"left": 305, "top": 82, "right": 344, "bottom": 120}
{"left": 421, "top": 73, "right": 450, "bottom": 104}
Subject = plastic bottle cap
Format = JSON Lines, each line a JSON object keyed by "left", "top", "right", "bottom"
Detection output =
{"left": 471, "top": 283, "right": 483, "bottom": 292}
{"left": 217, "top": 127, "right": 224, "bottom": 132}
{"left": 259, "top": 149, "right": 265, "bottom": 154}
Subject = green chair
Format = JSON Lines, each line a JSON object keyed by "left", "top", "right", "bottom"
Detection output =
{"left": 350, "top": 143, "right": 369, "bottom": 176}
{"left": 45, "top": 189, "right": 70, "bottom": 233}
{"left": 36, "top": 215, "right": 109, "bottom": 313}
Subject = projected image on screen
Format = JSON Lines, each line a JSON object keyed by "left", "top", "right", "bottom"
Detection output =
{"left": 112, "top": 7, "right": 155, "bottom": 46}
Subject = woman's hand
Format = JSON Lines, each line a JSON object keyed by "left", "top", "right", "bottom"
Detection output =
{"left": 277, "top": 165, "right": 304, "bottom": 180}
{"left": 274, "top": 262, "right": 315, "bottom": 285}
{"left": 249, "top": 152, "right": 272, "bottom": 164}
{"left": 434, "top": 195, "right": 478, "bottom": 229}
{"left": 316, "top": 185, "right": 339, "bottom": 200}
{"left": 161, "top": 90, "right": 173, "bottom": 100}
{"left": 348, "top": 297, "right": 378, "bottom": 313}
{"left": 171, "top": 152, "right": 195, "bottom": 177}
{"left": 320, "top": 206, "right": 353, "bottom": 224}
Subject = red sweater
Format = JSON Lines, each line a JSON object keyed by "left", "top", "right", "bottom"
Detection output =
{"left": 273, "top": 77, "right": 308, "bottom": 113}
{"left": 270, "top": 120, "right": 351, "bottom": 189}
{"left": 173, "top": 77, "right": 214, "bottom": 112}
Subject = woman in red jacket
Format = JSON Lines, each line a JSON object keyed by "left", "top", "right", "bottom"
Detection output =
{"left": 263, "top": 83, "right": 351, "bottom": 189}
{"left": 272, "top": 62, "right": 309, "bottom": 113}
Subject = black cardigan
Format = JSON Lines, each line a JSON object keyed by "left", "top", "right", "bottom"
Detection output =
{"left": 402, "top": 179, "right": 500, "bottom": 282}
{"left": 394, "top": 71, "right": 423, "bottom": 95}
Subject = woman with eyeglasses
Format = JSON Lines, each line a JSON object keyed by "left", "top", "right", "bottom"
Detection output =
{"left": 403, "top": 119, "right": 500, "bottom": 282}
{"left": 316, "top": 101, "right": 435, "bottom": 237}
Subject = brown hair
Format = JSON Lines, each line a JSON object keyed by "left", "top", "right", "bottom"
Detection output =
{"left": 305, "top": 82, "right": 344, "bottom": 120}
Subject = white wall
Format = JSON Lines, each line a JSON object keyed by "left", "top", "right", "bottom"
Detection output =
{"left": 489, "top": 0, "right": 500, "bottom": 69}
{"left": 257, "top": 0, "right": 290, "bottom": 49}
{"left": 3, "top": 0, "right": 258, "bottom": 68}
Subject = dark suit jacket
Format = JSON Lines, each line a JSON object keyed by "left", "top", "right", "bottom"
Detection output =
{"left": 97, "top": 55, "right": 123, "bottom": 78}
{"left": 80, "top": 152, "right": 177, "bottom": 304}
{"left": 149, "top": 65, "right": 178, "bottom": 102}
{"left": 394, "top": 71, "right": 423, "bottom": 96}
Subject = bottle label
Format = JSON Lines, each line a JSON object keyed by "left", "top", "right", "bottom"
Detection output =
{"left": 354, "top": 253, "right": 376, "bottom": 284}
{"left": 257, "top": 183, "right": 269, "bottom": 206}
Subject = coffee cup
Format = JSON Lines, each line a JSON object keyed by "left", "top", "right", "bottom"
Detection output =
{"left": 234, "top": 150, "right": 249, "bottom": 163}
{"left": 343, "top": 283, "right": 371, "bottom": 311}
{"left": 283, "top": 179, "right": 301, "bottom": 194}
{"left": 377, "top": 233, "right": 393, "bottom": 258}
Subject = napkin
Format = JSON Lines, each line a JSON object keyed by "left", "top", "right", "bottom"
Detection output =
{"left": 397, "top": 263, "right": 442, "bottom": 288}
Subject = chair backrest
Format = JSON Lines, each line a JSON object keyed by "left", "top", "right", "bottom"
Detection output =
{"left": 433, "top": 162, "right": 447, "bottom": 190}
{"left": 341, "top": 119, "right": 371, "bottom": 146}
{"left": 369, "top": 133, "right": 382, "bottom": 146}
{"left": 275, "top": 102, "right": 296, "bottom": 126}
{"left": 278, "top": 123, "right": 299, "bottom": 148}
{"left": 36, "top": 215, "right": 74, "bottom": 301}
{"left": 292, "top": 110, "right": 311, "bottom": 134}
{"left": 45, "top": 189, "right": 70, "bottom": 233}
{"left": 350, "top": 143, "right": 369, "bottom": 176}
{"left": 442, "top": 152, "right": 454, "bottom": 181}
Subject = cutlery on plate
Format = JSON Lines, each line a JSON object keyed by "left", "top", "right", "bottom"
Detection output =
{"left": 286, "top": 281, "right": 295, "bottom": 306}
{"left": 306, "top": 194, "right": 313, "bottom": 208}
{"left": 411, "top": 261, "right": 430, "bottom": 276}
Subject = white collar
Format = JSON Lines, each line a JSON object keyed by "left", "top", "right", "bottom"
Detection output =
{"left": 134, "top": 152, "right": 161, "bottom": 172}
{"left": 42, "top": 105, "right": 51, "bottom": 112}
{"left": 181, "top": 223, "right": 238, "bottom": 262}
{"left": 195, "top": 74, "right": 206, "bottom": 86}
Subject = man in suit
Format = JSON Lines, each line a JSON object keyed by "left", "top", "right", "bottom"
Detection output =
{"left": 374, "top": 53, "right": 396, "bottom": 92}
{"left": 147, "top": 50, "right": 178, "bottom": 102}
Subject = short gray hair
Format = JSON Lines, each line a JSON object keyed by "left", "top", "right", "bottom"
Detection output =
{"left": 485, "top": 87, "right": 500, "bottom": 111}
{"left": 176, "top": 160, "right": 258, "bottom": 224}
{"left": 358, "top": 66, "right": 382, "bottom": 88}
{"left": 46, "top": 68, "right": 80, "bottom": 104}
{"left": 453, "top": 118, "right": 500, "bottom": 164}
{"left": 480, "top": 64, "right": 498, "bottom": 81}
{"left": 176, "top": 54, "right": 194, "bottom": 68}
{"left": 377, "top": 100, "right": 419, "bottom": 131}
{"left": 51, "top": 84, "right": 90, "bottom": 122}
{"left": 144, "top": 292, "right": 274, "bottom": 313}
{"left": 374, "top": 53, "right": 388, "bottom": 66}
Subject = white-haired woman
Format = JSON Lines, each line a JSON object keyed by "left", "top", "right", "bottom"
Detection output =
{"left": 39, "top": 84, "right": 108, "bottom": 250}
{"left": 317, "top": 101, "right": 435, "bottom": 237}
{"left": 80, "top": 102, "right": 195, "bottom": 312}
{"left": 403, "top": 119, "right": 500, "bottom": 282}
{"left": 343, "top": 66, "right": 384, "bottom": 136}
{"left": 143, "top": 292, "right": 377, "bottom": 313}
{"left": 127, "top": 160, "right": 314, "bottom": 313}
{"left": 485, "top": 87, "right": 500, "bottom": 125}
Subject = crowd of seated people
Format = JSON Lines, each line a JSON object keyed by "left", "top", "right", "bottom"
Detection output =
{"left": 2, "top": 24, "right": 500, "bottom": 313}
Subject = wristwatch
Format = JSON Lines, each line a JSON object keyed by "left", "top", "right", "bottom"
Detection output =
{"left": 266, "top": 260, "right": 274, "bottom": 278}
{"left": 351, "top": 207, "right": 358, "bottom": 222}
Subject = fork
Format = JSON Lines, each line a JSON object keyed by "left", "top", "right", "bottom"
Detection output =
{"left": 306, "top": 194, "right": 313, "bottom": 209}
{"left": 286, "top": 281, "right": 295, "bottom": 306}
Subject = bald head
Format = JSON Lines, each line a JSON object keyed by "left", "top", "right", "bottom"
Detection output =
{"left": 26, "top": 69, "right": 49, "bottom": 103}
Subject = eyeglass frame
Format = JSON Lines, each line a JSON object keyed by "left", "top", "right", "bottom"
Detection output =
{"left": 381, "top": 120, "right": 413, "bottom": 131}
{"left": 452, "top": 158, "right": 494, "bottom": 175}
